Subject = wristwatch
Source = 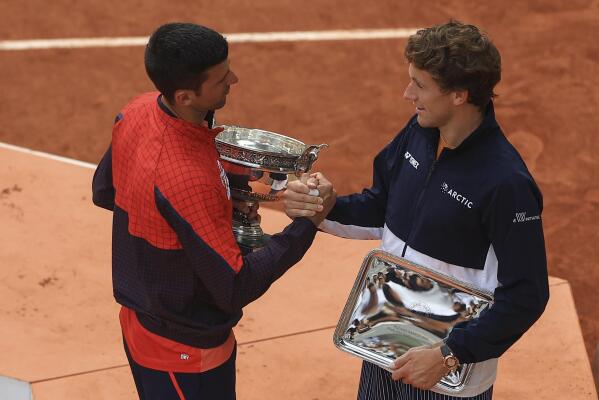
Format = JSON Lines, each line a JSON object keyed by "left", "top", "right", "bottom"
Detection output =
{"left": 440, "top": 343, "right": 460, "bottom": 373}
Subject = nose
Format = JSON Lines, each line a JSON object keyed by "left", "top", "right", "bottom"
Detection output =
{"left": 229, "top": 70, "right": 239, "bottom": 85}
{"left": 403, "top": 82, "right": 416, "bottom": 102}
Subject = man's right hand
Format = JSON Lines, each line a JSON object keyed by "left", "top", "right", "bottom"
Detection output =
{"left": 283, "top": 172, "right": 336, "bottom": 227}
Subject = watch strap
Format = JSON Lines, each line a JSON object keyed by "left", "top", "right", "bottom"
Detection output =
{"left": 440, "top": 343, "right": 453, "bottom": 358}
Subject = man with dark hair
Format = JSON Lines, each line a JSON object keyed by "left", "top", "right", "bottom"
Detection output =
{"left": 284, "top": 21, "right": 549, "bottom": 399}
{"left": 92, "top": 22, "right": 332, "bottom": 400}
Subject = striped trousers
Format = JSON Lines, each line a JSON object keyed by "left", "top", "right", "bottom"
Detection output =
{"left": 357, "top": 362, "right": 493, "bottom": 400}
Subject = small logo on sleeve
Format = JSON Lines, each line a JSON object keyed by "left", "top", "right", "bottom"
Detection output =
{"left": 513, "top": 212, "right": 540, "bottom": 223}
{"left": 404, "top": 151, "right": 419, "bottom": 169}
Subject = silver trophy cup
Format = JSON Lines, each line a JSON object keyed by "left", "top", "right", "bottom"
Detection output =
{"left": 334, "top": 250, "right": 494, "bottom": 394}
{"left": 215, "top": 125, "right": 327, "bottom": 251}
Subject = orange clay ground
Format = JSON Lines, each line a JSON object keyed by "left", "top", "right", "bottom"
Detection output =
{"left": 2, "top": 1, "right": 599, "bottom": 363}
{"left": 1, "top": 0, "right": 599, "bottom": 398}
{"left": 0, "top": 145, "right": 596, "bottom": 399}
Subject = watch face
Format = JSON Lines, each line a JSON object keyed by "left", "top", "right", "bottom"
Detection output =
{"left": 445, "top": 357, "right": 458, "bottom": 368}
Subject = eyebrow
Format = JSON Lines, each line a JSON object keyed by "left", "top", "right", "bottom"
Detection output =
{"left": 411, "top": 76, "right": 424, "bottom": 87}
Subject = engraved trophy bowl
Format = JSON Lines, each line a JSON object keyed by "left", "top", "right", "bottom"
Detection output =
{"left": 215, "top": 125, "right": 327, "bottom": 252}
{"left": 334, "top": 250, "right": 494, "bottom": 394}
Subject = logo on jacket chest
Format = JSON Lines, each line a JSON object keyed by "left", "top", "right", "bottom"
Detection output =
{"left": 441, "top": 182, "right": 474, "bottom": 209}
{"left": 404, "top": 151, "right": 420, "bottom": 169}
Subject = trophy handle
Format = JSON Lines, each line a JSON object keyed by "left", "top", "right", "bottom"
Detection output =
{"left": 294, "top": 144, "right": 328, "bottom": 176}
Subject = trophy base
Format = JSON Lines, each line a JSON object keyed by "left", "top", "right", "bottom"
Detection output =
{"left": 232, "top": 221, "right": 271, "bottom": 253}
{"left": 235, "top": 232, "right": 271, "bottom": 254}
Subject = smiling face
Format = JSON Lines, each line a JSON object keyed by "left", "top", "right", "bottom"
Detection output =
{"left": 403, "top": 63, "right": 455, "bottom": 129}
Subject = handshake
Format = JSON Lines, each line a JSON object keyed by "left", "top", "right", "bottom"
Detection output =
{"left": 282, "top": 172, "right": 337, "bottom": 227}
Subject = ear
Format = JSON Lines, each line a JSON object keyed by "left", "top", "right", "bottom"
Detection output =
{"left": 452, "top": 89, "right": 469, "bottom": 106}
{"left": 172, "top": 89, "right": 193, "bottom": 106}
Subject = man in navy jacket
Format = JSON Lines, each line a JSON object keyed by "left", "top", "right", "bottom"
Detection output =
{"left": 284, "top": 21, "right": 549, "bottom": 399}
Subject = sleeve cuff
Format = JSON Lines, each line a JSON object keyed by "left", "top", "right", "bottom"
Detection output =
{"left": 444, "top": 336, "right": 470, "bottom": 364}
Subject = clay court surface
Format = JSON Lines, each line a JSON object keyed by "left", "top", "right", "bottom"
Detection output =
{"left": 1, "top": 0, "right": 598, "bottom": 398}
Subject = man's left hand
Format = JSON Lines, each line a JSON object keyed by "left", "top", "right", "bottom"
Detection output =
{"left": 390, "top": 345, "right": 448, "bottom": 390}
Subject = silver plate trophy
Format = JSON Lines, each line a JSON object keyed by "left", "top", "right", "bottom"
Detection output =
{"left": 215, "top": 125, "right": 327, "bottom": 250}
{"left": 334, "top": 250, "right": 494, "bottom": 393}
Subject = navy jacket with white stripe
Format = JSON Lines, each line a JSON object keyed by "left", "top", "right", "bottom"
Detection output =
{"left": 322, "top": 103, "right": 549, "bottom": 365}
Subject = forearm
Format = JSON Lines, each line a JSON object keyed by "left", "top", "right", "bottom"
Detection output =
{"left": 446, "top": 276, "right": 549, "bottom": 363}
{"left": 231, "top": 217, "right": 317, "bottom": 308}
{"left": 320, "top": 193, "right": 385, "bottom": 239}
{"left": 156, "top": 186, "right": 317, "bottom": 314}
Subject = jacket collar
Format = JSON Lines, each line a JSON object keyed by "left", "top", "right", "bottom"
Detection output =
{"left": 419, "top": 101, "right": 500, "bottom": 153}
{"left": 154, "top": 94, "right": 223, "bottom": 144}
{"left": 454, "top": 101, "right": 500, "bottom": 151}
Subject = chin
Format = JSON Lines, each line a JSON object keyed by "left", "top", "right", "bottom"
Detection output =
{"left": 214, "top": 100, "right": 227, "bottom": 109}
{"left": 417, "top": 115, "right": 439, "bottom": 129}
{"left": 416, "top": 115, "right": 430, "bottom": 127}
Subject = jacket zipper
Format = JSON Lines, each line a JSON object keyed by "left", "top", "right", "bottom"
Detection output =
{"left": 401, "top": 158, "right": 438, "bottom": 257}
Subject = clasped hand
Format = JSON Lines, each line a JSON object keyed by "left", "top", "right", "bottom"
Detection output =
{"left": 282, "top": 172, "right": 336, "bottom": 226}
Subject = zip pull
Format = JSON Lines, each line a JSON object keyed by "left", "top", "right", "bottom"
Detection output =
{"left": 424, "top": 160, "right": 437, "bottom": 185}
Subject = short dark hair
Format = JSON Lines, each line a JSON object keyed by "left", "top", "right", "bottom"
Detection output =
{"left": 144, "top": 23, "right": 228, "bottom": 101}
{"left": 405, "top": 20, "right": 501, "bottom": 110}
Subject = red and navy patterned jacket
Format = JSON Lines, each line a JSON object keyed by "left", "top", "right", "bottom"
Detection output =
{"left": 92, "top": 92, "right": 317, "bottom": 348}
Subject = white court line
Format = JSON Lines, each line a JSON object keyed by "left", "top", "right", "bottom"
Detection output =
{"left": 0, "top": 141, "right": 97, "bottom": 170}
{"left": 0, "top": 28, "right": 418, "bottom": 51}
